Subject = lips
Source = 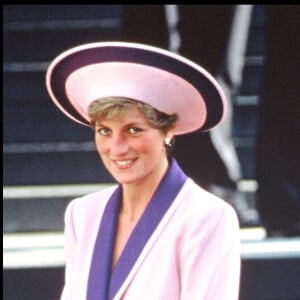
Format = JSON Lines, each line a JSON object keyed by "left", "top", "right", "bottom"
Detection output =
{"left": 113, "top": 158, "right": 137, "bottom": 168}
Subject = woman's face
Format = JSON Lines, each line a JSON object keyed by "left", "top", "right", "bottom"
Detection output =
{"left": 94, "top": 105, "right": 171, "bottom": 186}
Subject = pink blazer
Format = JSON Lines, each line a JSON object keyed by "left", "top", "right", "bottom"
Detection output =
{"left": 61, "top": 161, "right": 240, "bottom": 300}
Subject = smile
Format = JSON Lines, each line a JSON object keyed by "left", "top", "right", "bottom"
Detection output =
{"left": 114, "top": 159, "right": 136, "bottom": 167}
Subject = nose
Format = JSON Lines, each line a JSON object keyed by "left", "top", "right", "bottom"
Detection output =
{"left": 110, "top": 134, "right": 129, "bottom": 156}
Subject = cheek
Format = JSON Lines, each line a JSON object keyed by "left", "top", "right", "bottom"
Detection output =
{"left": 96, "top": 144, "right": 105, "bottom": 155}
{"left": 139, "top": 136, "right": 165, "bottom": 156}
{"left": 134, "top": 139, "right": 152, "bottom": 153}
{"left": 94, "top": 133, "right": 165, "bottom": 156}
{"left": 95, "top": 136, "right": 108, "bottom": 154}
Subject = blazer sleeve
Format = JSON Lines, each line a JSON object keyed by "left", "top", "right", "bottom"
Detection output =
{"left": 179, "top": 202, "right": 241, "bottom": 300}
{"left": 60, "top": 199, "right": 77, "bottom": 300}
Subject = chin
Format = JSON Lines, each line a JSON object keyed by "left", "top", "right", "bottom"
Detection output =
{"left": 113, "top": 174, "right": 143, "bottom": 185}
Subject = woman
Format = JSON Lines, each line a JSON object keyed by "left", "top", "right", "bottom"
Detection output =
{"left": 46, "top": 41, "right": 240, "bottom": 300}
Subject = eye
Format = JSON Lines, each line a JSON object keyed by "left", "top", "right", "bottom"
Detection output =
{"left": 128, "top": 127, "right": 142, "bottom": 134}
{"left": 97, "top": 127, "right": 111, "bottom": 136}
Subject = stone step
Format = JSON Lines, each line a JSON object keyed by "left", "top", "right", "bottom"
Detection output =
{"left": 3, "top": 231, "right": 300, "bottom": 300}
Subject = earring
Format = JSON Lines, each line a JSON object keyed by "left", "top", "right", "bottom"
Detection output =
{"left": 165, "top": 137, "right": 172, "bottom": 150}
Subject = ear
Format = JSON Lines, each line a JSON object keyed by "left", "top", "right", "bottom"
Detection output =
{"left": 164, "top": 130, "right": 175, "bottom": 146}
{"left": 165, "top": 130, "right": 175, "bottom": 141}
{"left": 164, "top": 130, "right": 175, "bottom": 151}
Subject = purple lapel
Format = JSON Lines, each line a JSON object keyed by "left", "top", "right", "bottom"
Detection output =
{"left": 87, "top": 185, "right": 122, "bottom": 300}
{"left": 87, "top": 158, "right": 187, "bottom": 300}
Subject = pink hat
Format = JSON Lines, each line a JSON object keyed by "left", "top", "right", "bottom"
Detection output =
{"left": 46, "top": 41, "right": 227, "bottom": 134}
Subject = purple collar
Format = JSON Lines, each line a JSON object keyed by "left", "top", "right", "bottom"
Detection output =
{"left": 87, "top": 158, "right": 187, "bottom": 300}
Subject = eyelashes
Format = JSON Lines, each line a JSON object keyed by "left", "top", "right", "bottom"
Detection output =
{"left": 96, "top": 126, "right": 143, "bottom": 136}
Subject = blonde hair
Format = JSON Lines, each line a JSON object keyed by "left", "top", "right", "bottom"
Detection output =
{"left": 88, "top": 97, "right": 178, "bottom": 133}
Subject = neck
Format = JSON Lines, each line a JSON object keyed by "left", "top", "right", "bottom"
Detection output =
{"left": 120, "top": 157, "right": 170, "bottom": 221}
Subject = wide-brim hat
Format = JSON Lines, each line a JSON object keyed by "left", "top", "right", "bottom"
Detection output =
{"left": 46, "top": 41, "right": 227, "bottom": 134}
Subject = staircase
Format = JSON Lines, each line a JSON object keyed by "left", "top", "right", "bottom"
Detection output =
{"left": 4, "top": 6, "right": 121, "bottom": 299}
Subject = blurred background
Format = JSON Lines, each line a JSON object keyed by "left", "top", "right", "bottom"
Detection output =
{"left": 3, "top": 5, "right": 300, "bottom": 300}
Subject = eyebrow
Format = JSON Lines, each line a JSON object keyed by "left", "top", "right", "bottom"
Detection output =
{"left": 95, "top": 121, "right": 148, "bottom": 128}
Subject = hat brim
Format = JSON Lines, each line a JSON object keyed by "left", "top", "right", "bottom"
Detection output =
{"left": 46, "top": 41, "right": 227, "bottom": 134}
